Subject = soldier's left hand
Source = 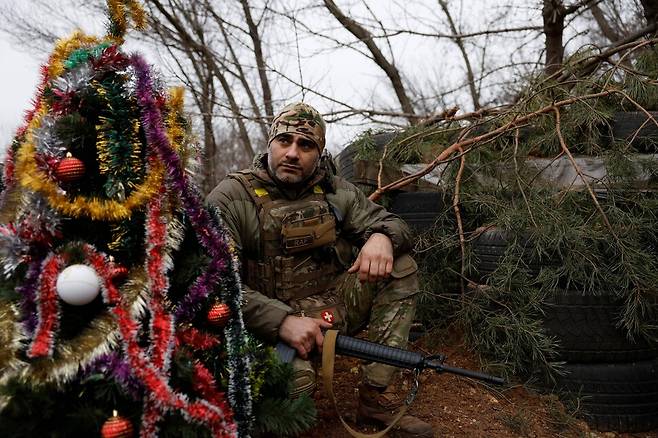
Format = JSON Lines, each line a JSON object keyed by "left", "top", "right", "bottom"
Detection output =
{"left": 348, "top": 232, "right": 393, "bottom": 283}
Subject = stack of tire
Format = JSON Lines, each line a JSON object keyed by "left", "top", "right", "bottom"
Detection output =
{"left": 335, "top": 131, "right": 447, "bottom": 234}
{"left": 472, "top": 111, "right": 658, "bottom": 432}
{"left": 473, "top": 226, "right": 658, "bottom": 433}
{"left": 334, "top": 131, "right": 397, "bottom": 183}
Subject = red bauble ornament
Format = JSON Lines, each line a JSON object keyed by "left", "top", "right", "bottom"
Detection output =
{"left": 207, "top": 303, "right": 231, "bottom": 327}
{"left": 55, "top": 154, "right": 85, "bottom": 183}
{"left": 101, "top": 411, "right": 133, "bottom": 438}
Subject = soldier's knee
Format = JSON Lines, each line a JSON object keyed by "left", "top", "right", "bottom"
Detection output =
{"left": 391, "top": 253, "right": 417, "bottom": 278}
{"left": 289, "top": 357, "right": 317, "bottom": 398}
{"left": 388, "top": 253, "right": 419, "bottom": 298}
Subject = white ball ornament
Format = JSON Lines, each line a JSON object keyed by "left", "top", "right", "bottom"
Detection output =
{"left": 56, "top": 264, "right": 101, "bottom": 305}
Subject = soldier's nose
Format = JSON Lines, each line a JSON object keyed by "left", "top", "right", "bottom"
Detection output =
{"left": 286, "top": 146, "right": 301, "bottom": 159}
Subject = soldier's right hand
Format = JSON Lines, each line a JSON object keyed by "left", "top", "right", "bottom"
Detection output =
{"left": 278, "top": 315, "right": 333, "bottom": 359}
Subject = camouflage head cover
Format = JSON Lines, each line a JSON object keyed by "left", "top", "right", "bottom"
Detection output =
{"left": 269, "top": 102, "right": 326, "bottom": 151}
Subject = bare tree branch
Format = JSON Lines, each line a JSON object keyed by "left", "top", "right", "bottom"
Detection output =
{"left": 147, "top": 0, "right": 256, "bottom": 160}
{"left": 238, "top": 0, "right": 274, "bottom": 119}
{"left": 368, "top": 89, "right": 615, "bottom": 202}
{"left": 374, "top": 25, "right": 543, "bottom": 40}
{"left": 437, "top": 0, "right": 481, "bottom": 109}
{"left": 590, "top": 2, "right": 623, "bottom": 42}
{"left": 323, "top": 0, "right": 417, "bottom": 123}
{"left": 203, "top": 1, "right": 269, "bottom": 143}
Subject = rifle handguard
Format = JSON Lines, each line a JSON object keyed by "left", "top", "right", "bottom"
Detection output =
{"left": 335, "top": 334, "right": 429, "bottom": 370}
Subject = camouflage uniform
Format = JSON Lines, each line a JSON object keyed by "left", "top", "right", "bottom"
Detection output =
{"left": 206, "top": 102, "right": 418, "bottom": 391}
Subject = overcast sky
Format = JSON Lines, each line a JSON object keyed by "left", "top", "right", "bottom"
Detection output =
{"left": 0, "top": 35, "right": 43, "bottom": 155}
{"left": 0, "top": 0, "right": 539, "bottom": 159}
{"left": 0, "top": 1, "right": 612, "bottom": 159}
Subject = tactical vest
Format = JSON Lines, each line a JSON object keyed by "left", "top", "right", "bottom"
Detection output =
{"left": 232, "top": 172, "right": 349, "bottom": 303}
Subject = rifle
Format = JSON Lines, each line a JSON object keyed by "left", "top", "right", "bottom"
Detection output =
{"left": 277, "top": 331, "right": 504, "bottom": 437}
{"left": 276, "top": 331, "right": 505, "bottom": 386}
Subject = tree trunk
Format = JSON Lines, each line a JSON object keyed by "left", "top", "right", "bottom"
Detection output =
{"left": 437, "top": 0, "right": 481, "bottom": 110}
{"left": 206, "top": 3, "right": 269, "bottom": 144}
{"left": 543, "top": 0, "right": 566, "bottom": 77}
{"left": 640, "top": 0, "right": 658, "bottom": 25}
{"left": 148, "top": 0, "right": 255, "bottom": 160}
{"left": 589, "top": 3, "right": 622, "bottom": 42}
{"left": 239, "top": 0, "right": 274, "bottom": 121}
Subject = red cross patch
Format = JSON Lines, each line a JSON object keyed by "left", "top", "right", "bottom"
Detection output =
{"left": 321, "top": 310, "right": 335, "bottom": 323}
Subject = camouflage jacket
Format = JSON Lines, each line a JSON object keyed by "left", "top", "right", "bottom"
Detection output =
{"left": 206, "top": 154, "right": 413, "bottom": 342}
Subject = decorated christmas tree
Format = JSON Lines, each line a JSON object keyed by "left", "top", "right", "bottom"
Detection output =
{"left": 0, "top": 1, "right": 314, "bottom": 437}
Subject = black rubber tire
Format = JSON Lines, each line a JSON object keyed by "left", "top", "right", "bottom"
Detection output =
{"left": 544, "top": 292, "right": 658, "bottom": 363}
{"left": 549, "top": 359, "right": 658, "bottom": 432}
{"left": 472, "top": 228, "right": 658, "bottom": 363}
{"left": 335, "top": 142, "right": 359, "bottom": 182}
{"left": 389, "top": 191, "right": 447, "bottom": 233}
{"left": 471, "top": 227, "right": 555, "bottom": 278}
{"left": 336, "top": 131, "right": 397, "bottom": 182}
{"left": 611, "top": 111, "right": 658, "bottom": 152}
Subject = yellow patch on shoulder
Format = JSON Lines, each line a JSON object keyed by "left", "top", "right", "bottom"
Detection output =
{"left": 313, "top": 185, "right": 324, "bottom": 194}
{"left": 254, "top": 187, "right": 269, "bottom": 197}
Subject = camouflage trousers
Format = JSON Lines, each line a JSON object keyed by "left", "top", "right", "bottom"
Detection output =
{"left": 288, "top": 253, "right": 418, "bottom": 394}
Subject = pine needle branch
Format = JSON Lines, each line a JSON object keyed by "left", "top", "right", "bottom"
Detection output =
{"left": 453, "top": 144, "right": 466, "bottom": 297}
{"left": 368, "top": 90, "right": 615, "bottom": 202}
{"left": 551, "top": 106, "right": 619, "bottom": 244}
{"left": 513, "top": 127, "right": 538, "bottom": 228}
{"left": 613, "top": 89, "right": 658, "bottom": 128}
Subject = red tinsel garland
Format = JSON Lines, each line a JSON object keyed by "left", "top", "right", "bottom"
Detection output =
{"left": 23, "top": 240, "right": 237, "bottom": 436}
{"left": 141, "top": 400, "right": 161, "bottom": 437}
{"left": 18, "top": 178, "right": 236, "bottom": 435}
{"left": 51, "top": 89, "right": 77, "bottom": 115}
{"left": 17, "top": 65, "right": 49, "bottom": 139}
{"left": 28, "top": 254, "right": 63, "bottom": 358}
{"left": 193, "top": 361, "right": 226, "bottom": 408}
{"left": 92, "top": 45, "right": 130, "bottom": 72}
{"left": 144, "top": 188, "right": 174, "bottom": 372}
{"left": 139, "top": 189, "right": 175, "bottom": 434}
{"left": 2, "top": 148, "right": 15, "bottom": 192}
{"left": 176, "top": 327, "right": 221, "bottom": 351}
{"left": 83, "top": 241, "right": 236, "bottom": 436}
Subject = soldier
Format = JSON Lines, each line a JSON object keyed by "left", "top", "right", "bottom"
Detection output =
{"left": 207, "top": 102, "right": 433, "bottom": 437}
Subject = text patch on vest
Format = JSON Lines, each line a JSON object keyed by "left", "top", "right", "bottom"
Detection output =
{"left": 279, "top": 202, "right": 336, "bottom": 254}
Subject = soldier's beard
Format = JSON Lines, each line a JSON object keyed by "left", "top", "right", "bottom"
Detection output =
{"left": 268, "top": 157, "right": 318, "bottom": 186}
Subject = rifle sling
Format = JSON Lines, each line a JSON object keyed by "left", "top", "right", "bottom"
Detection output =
{"left": 322, "top": 330, "right": 411, "bottom": 438}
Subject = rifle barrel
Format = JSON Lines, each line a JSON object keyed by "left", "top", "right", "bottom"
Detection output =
{"left": 430, "top": 363, "right": 506, "bottom": 386}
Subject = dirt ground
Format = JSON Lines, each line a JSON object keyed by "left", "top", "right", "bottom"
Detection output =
{"left": 298, "top": 332, "right": 658, "bottom": 438}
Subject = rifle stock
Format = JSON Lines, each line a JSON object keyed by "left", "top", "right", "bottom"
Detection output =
{"left": 275, "top": 333, "right": 505, "bottom": 386}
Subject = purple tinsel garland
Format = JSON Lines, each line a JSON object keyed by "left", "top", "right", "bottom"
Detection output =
{"left": 129, "top": 54, "right": 232, "bottom": 322}
{"left": 130, "top": 54, "right": 252, "bottom": 432}
{"left": 17, "top": 256, "right": 44, "bottom": 335}
{"left": 81, "top": 351, "right": 143, "bottom": 399}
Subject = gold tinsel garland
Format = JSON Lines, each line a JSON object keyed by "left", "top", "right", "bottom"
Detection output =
{"left": 16, "top": 137, "right": 164, "bottom": 221}
{"left": 47, "top": 32, "right": 101, "bottom": 79}
{"left": 0, "top": 301, "right": 21, "bottom": 379}
{"left": 2, "top": 2, "right": 194, "bottom": 384}
{"left": 3, "top": 268, "right": 148, "bottom": 385}
{"left": 107, "top": 0, "right": 147, "bottom": 43}
{"left": 94, "top": 80, "right": 144, "bottom": 182}
{"left": 166, "top": 87, "right": 186, "bottom": 154}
